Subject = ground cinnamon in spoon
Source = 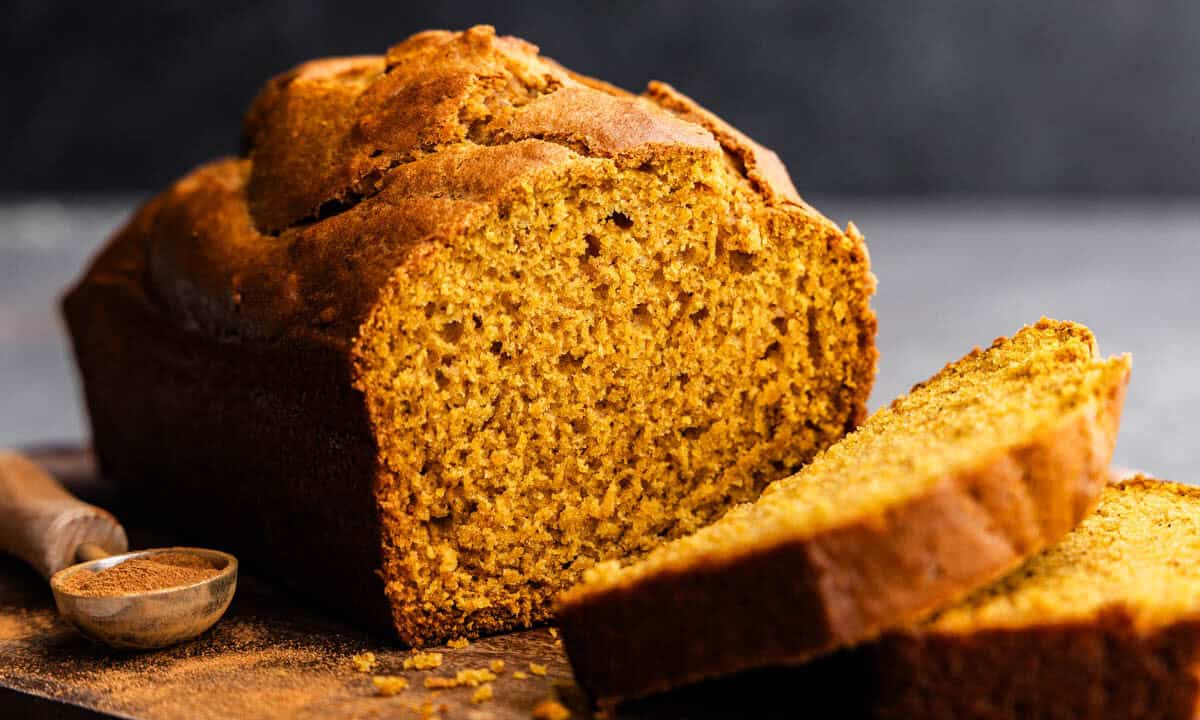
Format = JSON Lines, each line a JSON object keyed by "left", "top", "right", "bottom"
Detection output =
{"left": 59, "top": 552, "right": 220, "bottom": 597}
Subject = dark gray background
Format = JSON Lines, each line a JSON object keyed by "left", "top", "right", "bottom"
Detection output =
{"left": 5, "top": 0, "right": 1200, "bottom": 193}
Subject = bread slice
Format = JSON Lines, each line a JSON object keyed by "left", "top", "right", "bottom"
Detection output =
{"left": 557, "top": 318, "right": 1131, "bottom": 703}
{"left": 599, "top": 477, "right": 1200, "bottom": 719}
{"left": 63, "top": 26, "right": 877, "bottom": 645}
{"left": 852, "top": 476, "right": 1200, "bottom": 720}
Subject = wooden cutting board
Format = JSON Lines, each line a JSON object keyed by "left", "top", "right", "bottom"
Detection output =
{"left": 0, "top": 448, "right": 590, "bottom": 720}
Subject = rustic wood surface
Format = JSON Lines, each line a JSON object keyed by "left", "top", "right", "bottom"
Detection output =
{"left": 0, "top": 448, "right": 588, "bottom": 720}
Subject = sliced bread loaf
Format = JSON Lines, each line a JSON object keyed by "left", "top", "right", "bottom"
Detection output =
{"left": 63, "top": 25, "right": 877, "bottom": 645}
{"left": 860, "top": 475, "right": 1200, "bottom": 720}
{"left": 557, "top": 318, "right": 1131, "bottom": 703}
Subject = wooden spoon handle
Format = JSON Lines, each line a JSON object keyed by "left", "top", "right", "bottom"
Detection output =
{"left": 0, "top": 450, "right": 128, "bottom": 578}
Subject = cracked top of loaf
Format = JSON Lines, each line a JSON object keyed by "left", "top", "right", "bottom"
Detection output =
{"left": 82, "top": 25, "right": 837, "bottom": 348}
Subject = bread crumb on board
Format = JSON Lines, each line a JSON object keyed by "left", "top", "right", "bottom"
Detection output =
{"left": 529, "top": 662, "right": 548, "bottom": 676}
{"left": 424, "top": 668, "right": 498, "bottom": 689}
{"left": 372, "top": 675, "right": 409, "bottom": 696}
{"left": 447, "top": 637, "right": 470, "bottom": 649}
{"left": 458, "top": 668, "right": 498, "bottom": 686}
{"left": 548, "top": 627, "right": 558, "bottom": 638}
{"left": 532, "top": 698, "right": 571, "bottom": 720}
{"left": 513, "top": 671, "right": 528, "bottom": 680}
{"left": 350, "top": 652, "right": 378, "bottom": 673}
{"left": 404, "top": 651, "right": 443, "bottom": 670}
{"left": 408, "top": 699, "right": 448, "bottom": 719}
{"left": 471, "top": 683, "right": 495, "bottom": 704}
{"left": 424, "top": 677, "right": 457, "bottom": 690}
{"left": 489, "top": 659, "right": 506, "bottom": 673}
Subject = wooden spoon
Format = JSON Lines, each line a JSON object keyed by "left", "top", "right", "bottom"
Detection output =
{"left": 0, "top": 450, "right": 237, "bottom": 649}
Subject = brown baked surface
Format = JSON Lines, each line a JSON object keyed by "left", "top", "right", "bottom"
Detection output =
{"left": 557, "top": 319, "right": 1130, "bottom": 703}
{"left": 62, "top": 26, "right": 877, "bottom": 645}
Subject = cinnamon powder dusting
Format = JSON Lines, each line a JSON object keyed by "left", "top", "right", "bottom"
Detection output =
{"left": 59, "top": 552, "right": 220, "bottom": 597}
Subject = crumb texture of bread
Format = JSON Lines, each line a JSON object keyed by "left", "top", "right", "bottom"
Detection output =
{"left": 864, "top": 476, "right": 1200, "bottom": 720}
{"left": 557, "top": 318, "right": 1130, "bottom": 703}
{"left": 61, "top": 26, "right": 877, "bottom": 645}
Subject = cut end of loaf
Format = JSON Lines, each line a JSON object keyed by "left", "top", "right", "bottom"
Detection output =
{"left": 353, "top": 150, "right": 876, "bottom": 645}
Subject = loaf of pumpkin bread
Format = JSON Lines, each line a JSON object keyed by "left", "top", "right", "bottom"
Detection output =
{"left": 558, "top": 319, "right": 1130, "bottom": 702}
{"left": 63, "top": 25, "right": 877, "bottom": 644}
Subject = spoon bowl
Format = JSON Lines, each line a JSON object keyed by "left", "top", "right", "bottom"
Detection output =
{"left": 50, "top": 547, "right": 238, "bottom": 649}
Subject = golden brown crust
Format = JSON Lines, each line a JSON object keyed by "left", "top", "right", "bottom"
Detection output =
{"left": 643, "top": 80, "right": 805, "bottom": 208}
{"left": 107, "top": 24, "right": 839, "bottom": 351}
{"left": 557, "top": 350, "right": 1129, "bottom": 704}
{"left": 242, "top": 25, "right": 718, "bottom": 235}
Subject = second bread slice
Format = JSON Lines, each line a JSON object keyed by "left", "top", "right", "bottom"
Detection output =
{"left": 858, "top": 475, "right": 1200, "bottom": 720}
{"left": 557, "top": 318, "right": 1131, "bottom": 703}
